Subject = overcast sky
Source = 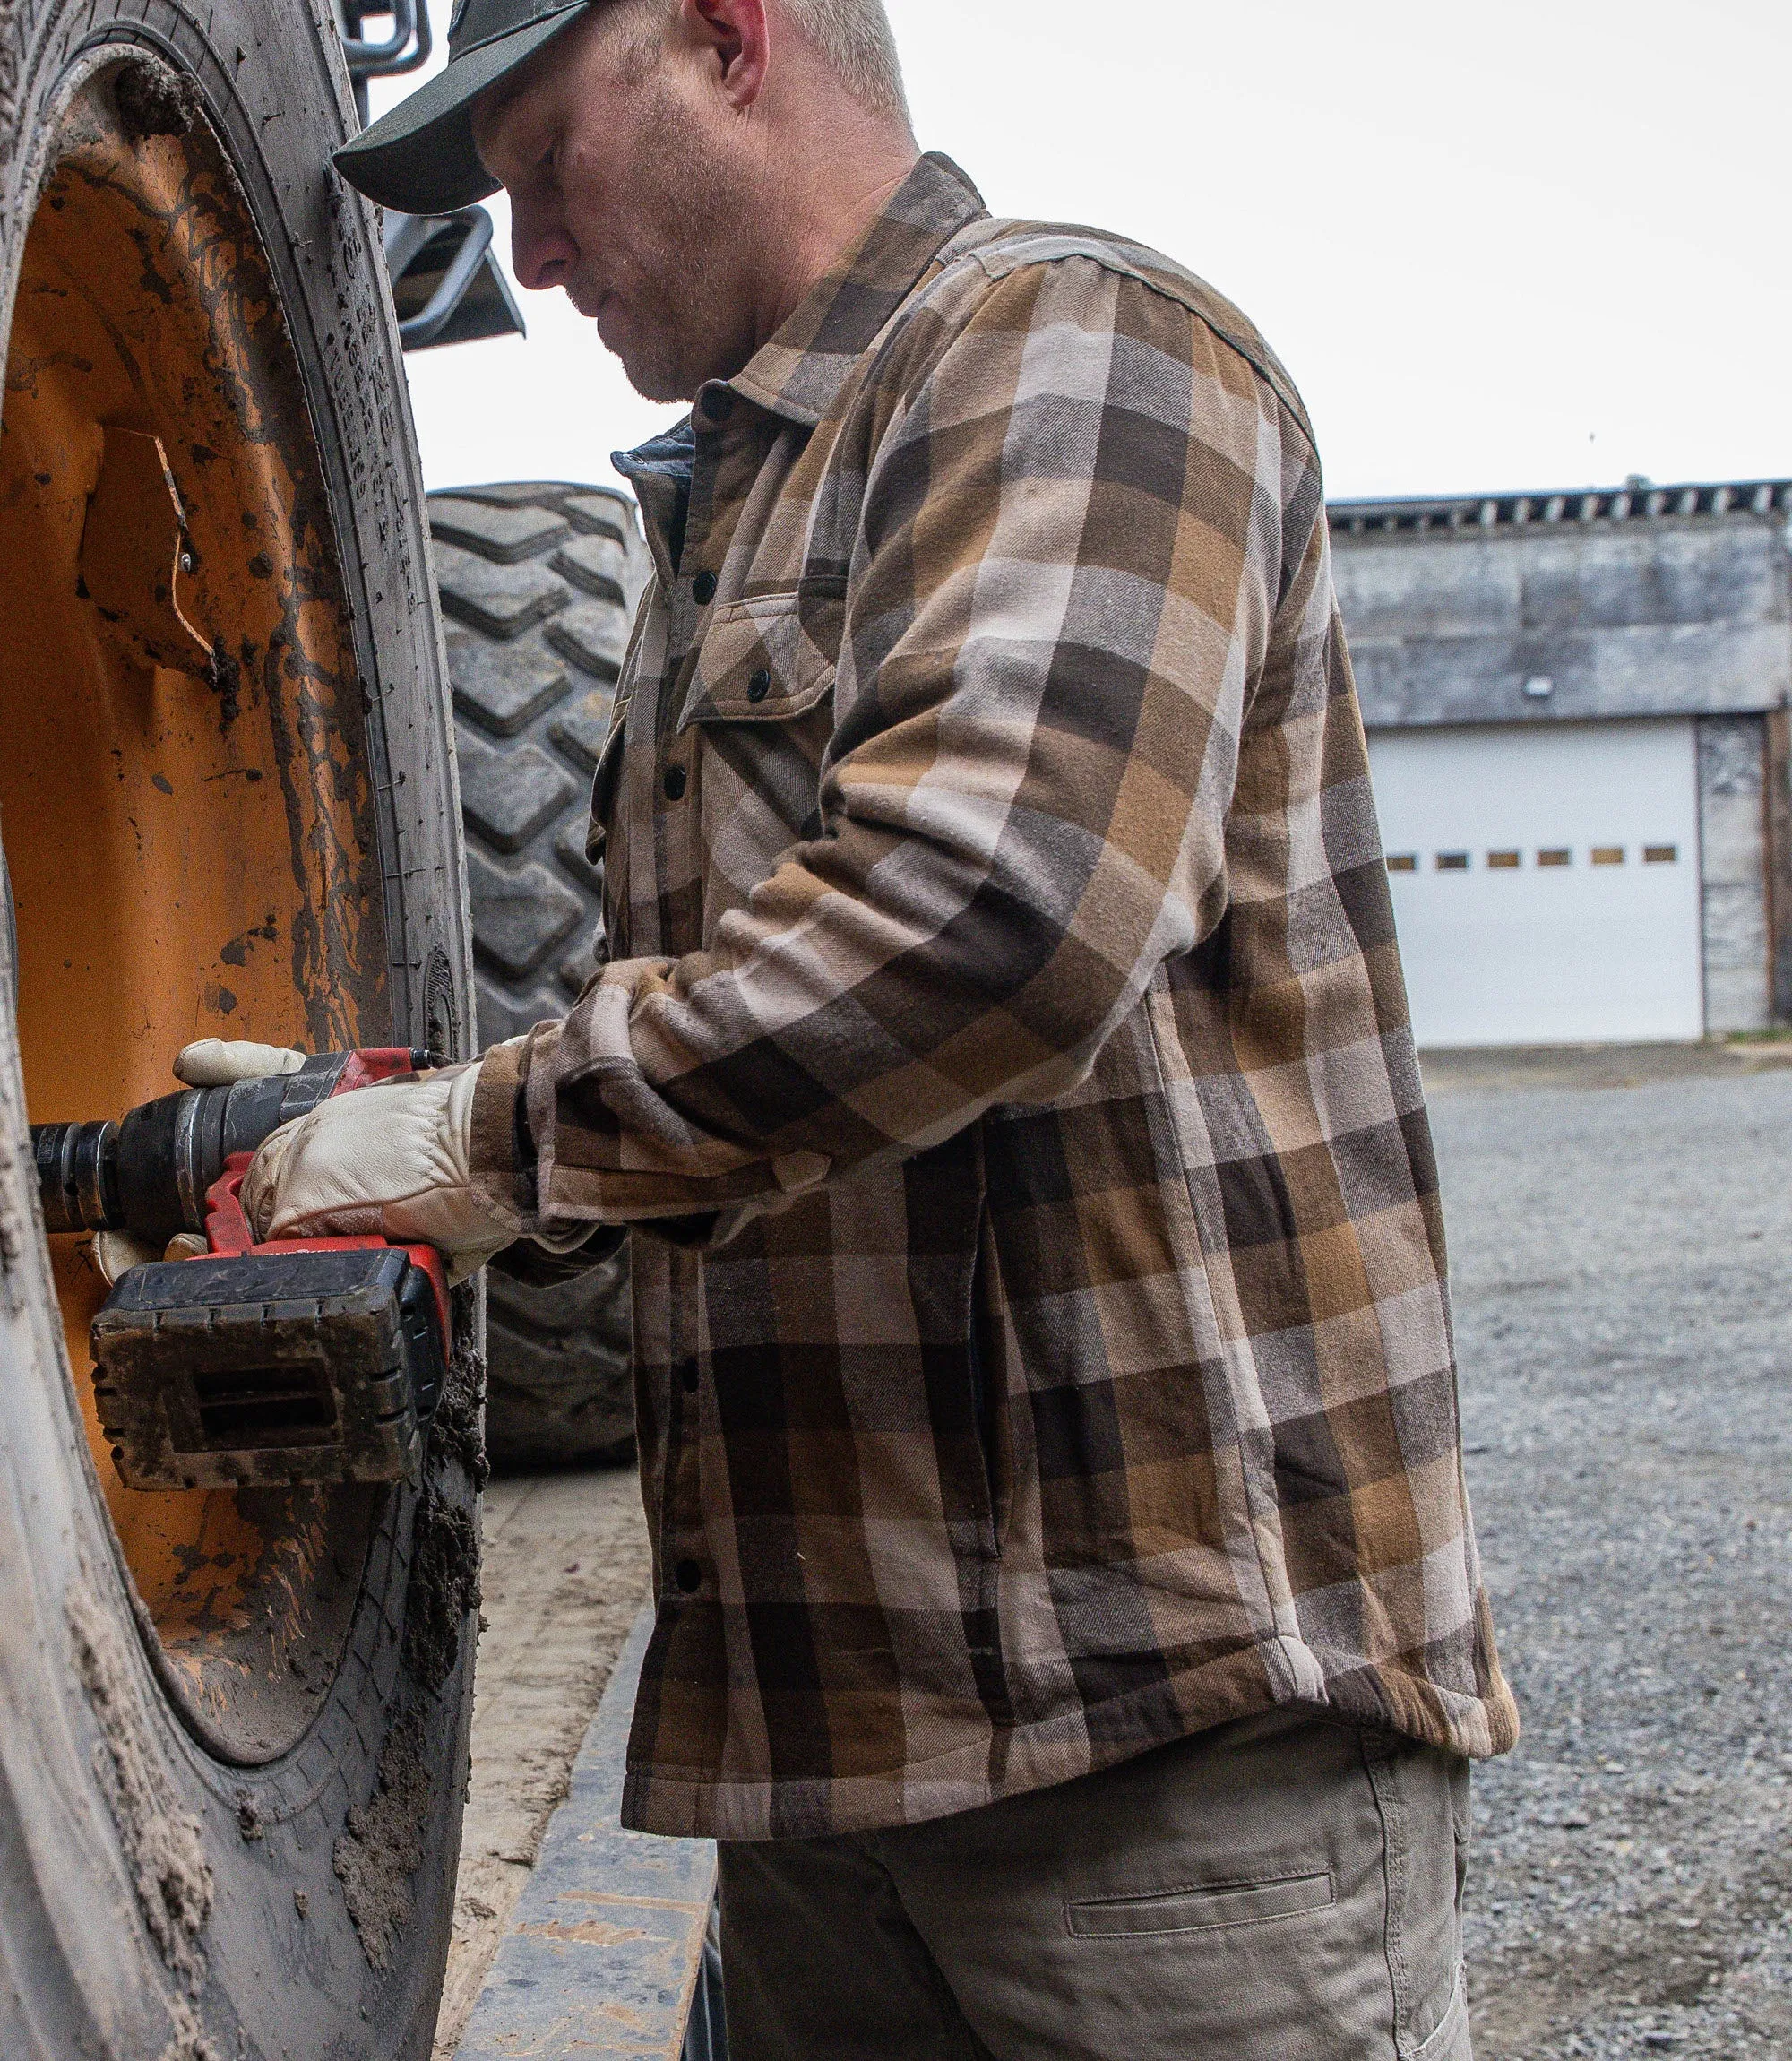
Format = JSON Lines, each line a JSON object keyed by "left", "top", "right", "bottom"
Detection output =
{"left": 375, "top": 0, "right": 1789, "bottom": 504}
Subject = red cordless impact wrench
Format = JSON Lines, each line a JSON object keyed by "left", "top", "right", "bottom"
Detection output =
{"left": 32, "top": 1048, "right": 452, "bottom": 1492}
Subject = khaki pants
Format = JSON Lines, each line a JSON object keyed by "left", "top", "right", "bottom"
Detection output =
{"left": 717, "top": 1708, "right": 1473, "bottom": 2061}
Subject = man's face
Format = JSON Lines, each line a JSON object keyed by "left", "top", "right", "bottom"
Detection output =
{"left": 474, "top": 6, "right": 761, "bottom": 403}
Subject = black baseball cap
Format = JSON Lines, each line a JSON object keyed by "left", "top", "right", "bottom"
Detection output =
{"left": 334, "top": 0, "right": 596, "bottom": 215}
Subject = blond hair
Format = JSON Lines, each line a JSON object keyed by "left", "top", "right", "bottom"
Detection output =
{"left": 777, "top": 0, "right": 909, "bottom": 124}
{"left": 602, "top": 0, "right": 909, "bottom": 124}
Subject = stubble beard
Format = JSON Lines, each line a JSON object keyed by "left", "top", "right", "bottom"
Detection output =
{"left": 607, "top": 82, "right": 757, "bottom": 404}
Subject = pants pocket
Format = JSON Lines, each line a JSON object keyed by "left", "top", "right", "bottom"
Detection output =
{"left": 1067, "top": 1869, "right": 1335, "bottom": 1938}
{"left": 1410, "top": 1969, "right": 1471, "bottom": 2061}
{"left": 1362, "top": 1733, "right": 1473, "bottom": 2060}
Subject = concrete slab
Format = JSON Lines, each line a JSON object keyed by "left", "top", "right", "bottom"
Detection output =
{"left": 454, "top": 1609, "right": 716, "bottom": 2060}
{"left": 437, "top": 1466, "right": 652, "bottom": 2057}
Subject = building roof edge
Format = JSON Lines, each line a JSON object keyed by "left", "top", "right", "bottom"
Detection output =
{"left": 1329, "top": 478, "right": 1792, "bottom": 537}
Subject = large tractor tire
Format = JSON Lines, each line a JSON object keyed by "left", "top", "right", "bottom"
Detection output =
{"left": 0, "top": 15, "right": 479, "bottom": 2058}
{"left": 428, "top": 485, "right": 648, "bottom": 1473}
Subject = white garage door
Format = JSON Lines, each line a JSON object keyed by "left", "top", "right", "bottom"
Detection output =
{"left": 1366, "top": 720, "right": 1702, "bottom": 1048}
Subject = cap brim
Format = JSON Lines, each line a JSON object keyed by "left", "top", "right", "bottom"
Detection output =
{"left": 333, "top": 5, "right": 589, "bottom": 216}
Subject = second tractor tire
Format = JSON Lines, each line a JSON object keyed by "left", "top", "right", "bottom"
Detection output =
{"left": 428, "top": 483, "right": 646, "bottom": 1472}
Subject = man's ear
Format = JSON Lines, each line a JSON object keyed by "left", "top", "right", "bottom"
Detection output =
{"left": 680, "top": 0, "right": 770, "bottom": 110}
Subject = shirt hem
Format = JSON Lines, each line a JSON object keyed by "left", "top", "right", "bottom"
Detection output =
{"left": 617, "top": 1637, "right": 1519, "bottom": 1842}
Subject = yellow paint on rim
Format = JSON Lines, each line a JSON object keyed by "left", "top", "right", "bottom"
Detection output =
{"left": 0, "top": 63, "right": 387, "bottom": 1726}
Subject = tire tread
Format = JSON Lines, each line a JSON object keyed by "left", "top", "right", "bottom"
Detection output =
{"left": 430, "top": 481, "right": 645, "bottom": 1471}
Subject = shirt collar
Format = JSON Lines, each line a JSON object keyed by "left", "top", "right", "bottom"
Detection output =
{"left": 612, "top": 154, "right": 987, "bottom": 573}
{"left": 612, "top": 416, "right": 696, "bottom": 587}
{"left": 726, "top": 152, "right": 988, "bottom": 428}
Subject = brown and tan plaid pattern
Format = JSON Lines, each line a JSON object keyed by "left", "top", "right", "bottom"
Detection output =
{"left": 470, "top": 153, "right": 1518, "bottom": 1841}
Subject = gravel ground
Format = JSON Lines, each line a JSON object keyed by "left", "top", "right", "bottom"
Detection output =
{"left": 1429, "top": 1053, "right": 1792, "bottom": 2058}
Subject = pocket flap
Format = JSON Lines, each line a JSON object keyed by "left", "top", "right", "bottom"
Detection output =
{"left": 676, "top": 588, "right": 840, "bottom": 730}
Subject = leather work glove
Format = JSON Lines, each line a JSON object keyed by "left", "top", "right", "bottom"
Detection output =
{"left": 242, "top": 1063, "right": 514, "bottom": 1284}
{"left": 174, "top": 1038, "right": 306, "bottom": 1087}
{"left": 91, "top": 1229, "right": 207, "bottom": 1286}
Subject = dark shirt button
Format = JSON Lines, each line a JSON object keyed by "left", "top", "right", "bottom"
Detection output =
{"left": 693, "top": 570, "right": 718, "bottom": 606}
{"left": 701, "top": 387, "right": 733, "bottom": 424}
{"left": 676, "top": 1559, "right": 702, "bottom": 1594}
{"left": 663, "top": 763, "right": 687, "bottom": 801}
{"left": 678, "top": 1358, "right": 699, "bottom": 1394}
{"left": 747, "top": 669, "right": 771, "bottom": 704}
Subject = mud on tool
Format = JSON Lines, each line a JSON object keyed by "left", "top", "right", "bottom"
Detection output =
{"left": 30, "top": 1048, "right": 452, "bottom": 1493}
{"left": 89, "top": 1157, "right": 451, "bottom": 1492}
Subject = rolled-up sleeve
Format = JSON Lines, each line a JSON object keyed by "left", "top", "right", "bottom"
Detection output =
{"left": 470, "top": 259, "right": 1309, "bottom": 1241}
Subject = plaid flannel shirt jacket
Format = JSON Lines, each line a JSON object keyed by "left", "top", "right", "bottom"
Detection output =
{"left": 471, "top": 153, "right": 1518, "bottom": 1841}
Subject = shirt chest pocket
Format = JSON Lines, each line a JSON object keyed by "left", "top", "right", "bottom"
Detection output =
{"left": 597, "top": 587, "right": 843, "bottom": 959}
{"left": 675, "top": 586, "right": 842, "bottom": 731}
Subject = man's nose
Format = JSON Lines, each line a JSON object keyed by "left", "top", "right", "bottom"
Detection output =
{"left": 509, "top": 208, "right": 579, "bottom": 293}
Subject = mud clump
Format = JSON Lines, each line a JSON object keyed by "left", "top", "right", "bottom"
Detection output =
{"left": 207, "top": 643, "right": 242, "bottom": 731}
{"left": 431, "top": 1331, "right": 490, "bottom": 1493}
{"left": 113, "top": 58, "right": 200, "bottom": 142}
{"left": 332, "top": 1277, "right": 483, "bottom": 1967}
{"left": 402, "top": 1487, "right": 480, "bottom": 1695}
{"left": 157, "top": 1997, "right": 220, "bottom": 2061}
{"left": 332, "top": 1715, "right": 430, "bottom": 1971}
{"left": 65, "top": 1582, "right": 214, "bottom": 1985}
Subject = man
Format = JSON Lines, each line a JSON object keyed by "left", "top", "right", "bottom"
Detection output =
{"left": 252, "top": 3, "right": 1519, "bottom": 2052}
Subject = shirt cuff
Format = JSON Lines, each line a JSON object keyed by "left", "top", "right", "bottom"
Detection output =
{"left": 469, "top": 1034, "right": 534, "bottom": 1233}
{"left": 470, "top": 979, "right": 837, "bottom": 1245}
{"left": 470, "top": 1031, "right": 618, "bottom": 1252}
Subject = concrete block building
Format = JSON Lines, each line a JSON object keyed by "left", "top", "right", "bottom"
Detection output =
{"left": 1331, "top": 479, "right": 1792, "bottom": 1046}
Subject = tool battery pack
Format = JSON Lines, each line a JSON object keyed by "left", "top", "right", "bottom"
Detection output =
{"left": 91, "top": 1245, "right": 446, "bottom": 1492}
